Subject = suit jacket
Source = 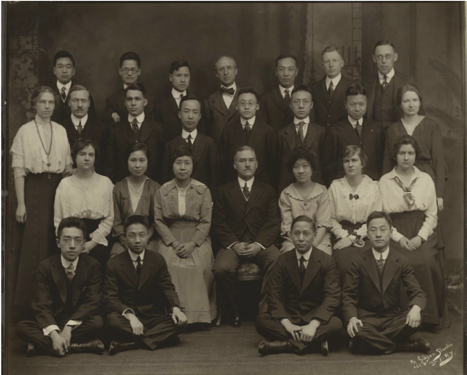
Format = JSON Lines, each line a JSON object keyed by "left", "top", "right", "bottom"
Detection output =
{"left": 267, "top": 249, "right": 340, "bottom": 324}
{"left": 323, "top": 117, "right": 384, "bottom": 184}
{"left": 50, "top": 80, "right": 97, "bottom": 125}
{"left": 218, "top": 119, "right": 279, "bottom": 187}
{"left": 311, "top": 75, "right": 354, "bottom": 127}
{"left": 342, "top": 248, "right": 427, "bottom": 324}
{"left": 104, "top": 250, "right": 180, "bottom": 316}
{"left": 278, "top": 121, "right": 327, "bottom": 191}
{"left": 212, "top": 179, "right": 281, "bottom": 249}
{"left": 203, "top": 88, "right": 241, "bottom": 143}
{"left": 32, "top": 254, "right": 102, "bottom": 328}
{"left": 104, "top": 87, "right": 155, "bottom": 125}
{"left": 106, "top": 118, "right": 163, "bottom": 183}
{"left": 162, "top": 133, "right": 219, "bottom": 189}
{"left": 259, "top": 88, "right": 294, "bottom": 131}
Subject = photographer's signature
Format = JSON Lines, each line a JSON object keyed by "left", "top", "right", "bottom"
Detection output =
{"left": 410, "top": 343, "right": 454, "bottom": 368}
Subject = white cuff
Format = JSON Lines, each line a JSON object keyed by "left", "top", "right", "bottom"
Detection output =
{"left": 43, "top": 325, "right": 60, "bottom": 336}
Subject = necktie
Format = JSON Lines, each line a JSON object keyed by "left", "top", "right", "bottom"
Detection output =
{"left": 393, "top": 176, "right": 418, "bottom": 207}
{"left": 355, "top": 120, "right": 362, "bottom": 138}
{"left": 381, "top": 75, "right": 388, "bottom": 90}
{"left": 131, "top": 118, "right": 139, "bottom": 136}
{"left": 244, "top": 121, "right": 251, "bottom": 143}
{"left": 328, "top": 81, "right": 335, "bottom": 97}
{"left": 220, "top": 86, "right": 235, "bottom": 95}
{"left": 187, "top": 134, "right": 193, "bottom": 147}
{"left": 61, "top": 87, "right": 67, "bottom": 102}
{"left": 297, "top": 122, "right": 305, "bottom": 143}
{"left": 299, "top": 256, "right": 306, "bottom": 282}
{"left": 136, "top": 256, "right": 143, "bottom": 277}
{"left": 177, "top": 93, "right": 184, "bottom": 108}
{"left": 376, "top": 254, "right": 385, "bottom": 278}
{"left": 242, "top": 182, "right": 250, "bottom": 201}
{"left": 284, "top": 89, "right": 291, "bottom": 105}
{"left": 77, "top": 120, "right": 83, "bottom": 135}
{"left": 66, "top": 263, "right": 75, "bottom": 281}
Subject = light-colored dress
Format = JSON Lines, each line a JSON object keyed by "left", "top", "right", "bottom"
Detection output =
{"left": 154, "top": 179, "right": 216, "bottom": 323}
{"left": 279, "top": 182, "right": 332, "bottom": 255}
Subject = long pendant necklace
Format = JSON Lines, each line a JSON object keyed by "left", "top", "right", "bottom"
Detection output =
{"left": 34, "top": 119, "right": 53, "bottom": 178}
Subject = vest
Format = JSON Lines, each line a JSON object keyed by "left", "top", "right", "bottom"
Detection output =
{"left": 372, "top": 78, "right": 396, "bottom": 127}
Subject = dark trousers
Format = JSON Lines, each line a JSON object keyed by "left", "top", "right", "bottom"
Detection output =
{"left": 214, "top": 245, "right": 280, "bottom": 314}
{"left": 16, "top": 315, "right": 103, "bottom": 355}
{"left": 353, "top": 311, "right": 419, "bottom": 354}
{"left": 255, "top": 313, "right": 343, "bottom": 354}
{"left": 105, "top": 312, "right": 186, "bottom": 350}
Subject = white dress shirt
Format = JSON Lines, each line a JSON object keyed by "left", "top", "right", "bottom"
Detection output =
{"left": 241, "top": 116, "right": 255, "bottom": 129}
{"left": 296, "top": 247, "right": 312, "bottom": 268}
{"left": 182, "top": 128, "right": 197, "bottom": 144}
{"left": 348, "top": 115, "right": 363, "bottom": 129}
{"left": 325, "top": 73, "right": 342, "bottom": 91}
{"left": 293, "top": 116, "right": 310, "bottom": 139}
{"left": 128, "top": 112, "right": 145, "bottom": 130}
{"left": 279, "top": 85, "right": 294, "bottom": 99}
{"left": 221, "top": 82, "right": 237, "bottom": 109}
{"left": 172, "top": 88, "right": 187, "bottom": 108}
{"left": 378, "top": 68, "right": 395, "bottom": 85}
{"left": 57, "top": 80, "right": 72, "bottom": 101}
{"left": 372, "top": 247, "right": 389, "bottom": 261}
{"left": 71, "top": 114, "right": 88, "bottom": 131}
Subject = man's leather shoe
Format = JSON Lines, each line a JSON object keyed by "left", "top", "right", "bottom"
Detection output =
{"left": 26, "top": 343, "right": 35, "bottom": 357}
{"left": 320, "top": 340, "right": 329, "bottom": 356}
{"left": 69, "top": 339, "right": 105, "bottom": 354}
{"left": 397, "top": 339, "right": 431, "bottom": 353}
{"left": 231, "top": 315, "right": 242, "bottom": 328}
{"left": 258, "top": 340, "right": 294, "bottom": 356}
{"left": 109, "top": 341, "right": 139, "bottom": 356}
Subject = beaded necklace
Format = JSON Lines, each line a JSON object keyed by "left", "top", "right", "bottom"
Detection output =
{"left": 34, "top": 119, "right": 53, "bottom": 178}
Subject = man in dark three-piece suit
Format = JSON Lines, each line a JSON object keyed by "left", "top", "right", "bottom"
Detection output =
{"left": 311, "top": 46, "right": 353, "bottom": 128}
{"left": 218, "top": 87, "right": 278, "bottom": 187}
{"left": 104, "top": 215, "right": 187, "bottom": 355}
{"left": 203, "top": 55, "right": 241, "bottom": 143}
{"left": 49, "top": 50, "right": 96, "bottom": 124}
{"left": 213, "top": 146, "right": 281, "bottom": 327}
{"left": 278, "top": 85, "right": 326, "bottom": 192}
{"left": 106, "top": 82, "right": 163, "bottom": 183}
{"left": 162, "top": 94, "right": 219, "bottom": 189}
{"left": 16, "top": 217, "right": 104, "bottom": 357}
{"left": 255, "top": 215, "right": 342, "bottom": 356}
{"left": 323, "top": 83, "right": 384, "bottom": 184}
{"left": 342, "top": 211, "right": 431, "bottom": 354}
{"left": 259, "top": 54, "right": 297, "bottom": 131}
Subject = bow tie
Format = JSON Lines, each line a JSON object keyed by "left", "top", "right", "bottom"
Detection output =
{"left": 220, "top": 86, "right": 235, "bottom": 95}
{"left": 349, "top": 193, "right": 359, "bottom": 200}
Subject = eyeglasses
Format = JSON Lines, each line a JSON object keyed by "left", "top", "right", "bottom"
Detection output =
{"left": 120, "top": 68, "right": 139, "bottom": 74}
{"left": 70, "top": 98, "right": 89, "bottom": 104}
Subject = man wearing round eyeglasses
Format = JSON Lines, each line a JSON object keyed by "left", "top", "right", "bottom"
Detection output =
{"left": 104, "top": 51, "right": 154, "bottom": 125}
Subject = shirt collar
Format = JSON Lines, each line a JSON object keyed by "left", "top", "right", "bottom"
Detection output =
{"left": 238, "top": 176, "right": 254, "bottom": 190}
{"left": 372, "top": 247, "right": 389, "bottom": 260}
{"left": 128, "top": 112, "right": 145, "bottom": 126}
{"left": 296, "top": 247, "right": 312, "bottom": 262}
{"left": 71, "top": 114, "right": 88, "bottom": 127}
{"left": 294, "top": 116, "right": 310, "bottom": 125}
{"left": 378, "top": 68, "right": 395, "bottom": 80}
{"left": 172, "top": 88, "right": 187, "bottom": 99}
{"left": 241, "top": 116, "right": 256, "bottom": 126}
{"left": 123, "top": 83, "right": 129, "bottom": 89}
{"left": 387, "top": 166, "right": 423, "bottom": 183}
{"left": 279, "top": 85, "right": 294, "bottom": 97}
{"left": 128, "top": 249, "right": 145, "bottom": 262}
{"left": 61, "top": 255, "right": 79, "bottom": 270}
{"left": 348, "top": 115, "right": 362, "bottom": 127}
{"left": 221, "top": 82, "right": 237, "bottom": 92}
{"left": 325, "top": 73, "right": 342, "bottom": 87}
{"left": 57, "top": 80, "right": 72, "bottom": 92}
{"left": 182, "top": 128, "right": 197, "bottom": 140}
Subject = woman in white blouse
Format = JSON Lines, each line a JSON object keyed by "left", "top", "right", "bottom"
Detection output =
{"left": 279, "top": 146, "right": 331, "bottom": 254}
{"left": 54, "top": 138, "right": 114, "bottom": 269}
{"left": 380, "top": 135, "right": 444, "bottom": 326}
{"left": 154, "top": 145, "right": 216, "bottom": 326}
{"left": 11, "top": 86, "right": 73, "bottom": 306}
{"left": 329, "top": 145, "right": 382, "bottom": 282}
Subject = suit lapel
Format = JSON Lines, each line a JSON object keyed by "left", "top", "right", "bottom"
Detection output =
{"left": 304, "top": 123, "right": 320, "bottom": 148}
{"left": 232, "top": 121, "right": 246, "bottom": 145}
{"left": 341, "top": 119, "right": 360, "bottom": 144}
{"left": 120, "top": 251, "right": 139, "bottom": 288}
{"left": 330, "top": 78, "right": 347, "bottom": 111}
{"left": 51, "top": 256, "right": 67, "bottom": 304}
{"left": 212, "top": 90, "right": 229, "bottom": 115}
{"left": 247, "top": 121, "right": 263, "bottom": 151}
{"left": 361, "top": 119, "right": 374, "bottom": 149}
{"left": 271, "top": 88, "right": 289, "bottom": 112}
{"left": 362, "top": 251, "right": 381, "bottom": 293}
{"left": 121, "top": 121, "right": 136, "bottom": 145}
{"left": 285, "top": 252, "right": 302, "bottom": 292}
{"left": 381, "top": 250, "right": 400, "bottom": 295}
{"left": 72, "top": 257, "right": 87, "bottom": 307}
{"left": 245, "top": 180, "right": 263, "bottom": 215}
{"left": 226, "top": 90, "right": 240, "bottom": 121}
{"left": 192, "top": 134, "right": 207, "bottom": 164}
{"left": 139, "top": 120, "right": 154, "bottom": 144}
{"left": 228, "top": 181, "right": 247, "bottom": 213}
{"left": 168, "top": 95, "right": 180, "bottom": 116}
{"left": 300, "top": 250, "right": 321, "bottom": 295}
{"left": 284, "top": 123, "right": 296, "bottom": 151}
{"left": 138, "top": 252, "right": 155, "bottom": 290}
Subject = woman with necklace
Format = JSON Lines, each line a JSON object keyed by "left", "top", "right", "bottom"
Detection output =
{"left": 279, "top": 146, "right": 332, "bottom": 255}
{"left": 329, "top": 145, "right": 382, "bottom": 283}
{"left": 380, "top": 135, "right": 445, "bottom": 326}
{"left": 11, "top": 86, "right": 73, "bottom": 307}
{"left": 154, "top": 145, "right": 216, "bottom": 326}
{"left": 54, "top": 138, "right": 114, "bottom": 270}
{"left": 111, "top": 142, "right": 160, "bottom": 257}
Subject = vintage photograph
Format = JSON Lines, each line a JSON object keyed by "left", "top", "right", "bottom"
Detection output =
{"left": 3, "top": 2, "right": 465, "bottom": 374}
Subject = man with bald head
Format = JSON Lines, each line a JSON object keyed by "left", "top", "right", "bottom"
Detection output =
{"left": 203, "top": 56, "right": 241, "bottom": 143}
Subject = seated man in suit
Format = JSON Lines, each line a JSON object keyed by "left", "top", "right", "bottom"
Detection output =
{"left": 342, "top": 211, "right": 430, "bottom": 354}
{"left": 213, "top": 146, "right": 281, "bottom": 327}
{"left": 105, "top": 51, "right": 154, "bottom": 125}
{"left": 62, "top": 85, "right": 105, "bottom": 173}
{"left": 278, "top": 85, "right": 326, "bottom": 191}
{"left": 203, "top": 55, "right": 241, "bottom": 143}
{"left": 104, "top": 215, "right": 187, "bottom": 355}
{"left": 162, "top": 94, "right": 219, "bottom": 188}
{"left": 311, "top": 46, "right": 353, "bottom": 128}
{"left": 259, "top": 54, "right": 297, "bottom": 131}
{"left": 255, "top": 215, "right": 342, "bottom": 356}
{"left": 16, "top": 217, "right": 104, "bottom": 357}
{"left": 50, "top": 50, "right": 96, "bottom": 124}
{"left": 323, "top": 83, "right": 384, "bottom": 184}
{"left": 218, "top": 87, "right": 278, "bottom": 187}
{"left": 106, "top": 82, "right": 163, "bottom": 183}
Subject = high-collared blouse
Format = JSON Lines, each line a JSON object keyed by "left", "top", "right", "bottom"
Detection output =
{"left": 329, "top": 175, "right": 382, "bottom": 239}
{"left": 379, "top": 166, "right": 437, "bottom": 242}
{"left": 154, "top": 179, "right": 212, "bottom": 247}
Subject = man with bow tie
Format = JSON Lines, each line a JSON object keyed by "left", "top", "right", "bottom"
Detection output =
{"left": 255, "top": 215, "right": 342, "bottom": 356}
{"left": 342, "top": 211, "right": 431, "bottom": 354}
{"left": 16, "top": 217, "right": 104, "bottom": 357}
{"left": 203, "top": 55, "right": 241, "bottom": 143}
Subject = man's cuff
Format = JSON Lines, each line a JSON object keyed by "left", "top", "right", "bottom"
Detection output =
{"left": 66, "top": 320, "right": 82, "bottom": 330}
{"left": 227, "top": 241, "right": 239, "bottom": 250}
{"left": 122, "top": 308, "right": 136, "bottom": 317}
{"left": 253, "top": 242, "right": 265, "bottom": 250}
{"left": 43, "top": 325, "right": 60, "bottom": 336}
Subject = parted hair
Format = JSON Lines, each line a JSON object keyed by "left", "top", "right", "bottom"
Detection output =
{"left": 374, "top": 40, "right": 395, "bottom": 51}
{"left": 321, "top": 45, "right": 344, "bottom": 59}
{"left": 342, "top": 145, "right": 368, "bottom": 168}
{"left": 68, "top": 84, "right": 90, "bottom": 99}
{"left": 396, "top": 83, "right": 423, "bottom": 107}
{"left": 180, "top": 94, "right": 202, "bottom": 109}
{"left": 291, "top": 84, "right": 312, "bottom": 98}
{"left": 120, "top": 51, "right": 141, "bottom": 68}
{"left": 391, "top": 135, "right": 421, "bottom": 162}
{"left": 367, "top": 211, "right": 393, "bottom": 228}
{"left": 124, "top": 215, "right": 149, "bottom": 234}
{"left": 345, "top": 83, "right": 367, "bottom": 97}
{"left": 170, "top": 60, "right": 191, "bottom": 74}
{"left": 124, "top": 82, "right": 146, "bottom": 98}
{"left": 53, "top": 50, "right": 75, "bottom": 67}
{"left": 285, "top": 146, "right": 314, "bottom": 173}
{"left": 276, "top": 54, "right": 298, "bottom": 67}
{"left": 31, "top": 86, "right": 56, "bottom": 108}
{"left": 125, "top": 142, "right": 149, "bottom": 163}
{"left": 291, "top": 215, "right": 314, "bottom": 230}
{"left": 237, "top": 87, "right": 259, "bottom": 102}
{"left": 234, "top": 145, "right": 256, "bottom": 161}
{"left": 57, "top": 217, "right": 87, "bottom": 239}
{"left": 71, "top": 138, "right": 100, "bottom": 165}
{"left": 171, "top": 145, "right": 193, "bottom": 165}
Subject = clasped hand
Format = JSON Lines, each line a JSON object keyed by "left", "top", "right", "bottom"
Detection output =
{"left": 399, "top": 236, "right": 422, "bottom": 251}
{"left": 50, "top": 326, "right": 72, "bottom": 356}
{"left": 232, "top": 242, "right": 262, "bottom": 257}
{"left": 282, "top": 319, "right": 319, "bottom": 343}
{"left": 173, "top": 241, "right": 196, "bottom": 258}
